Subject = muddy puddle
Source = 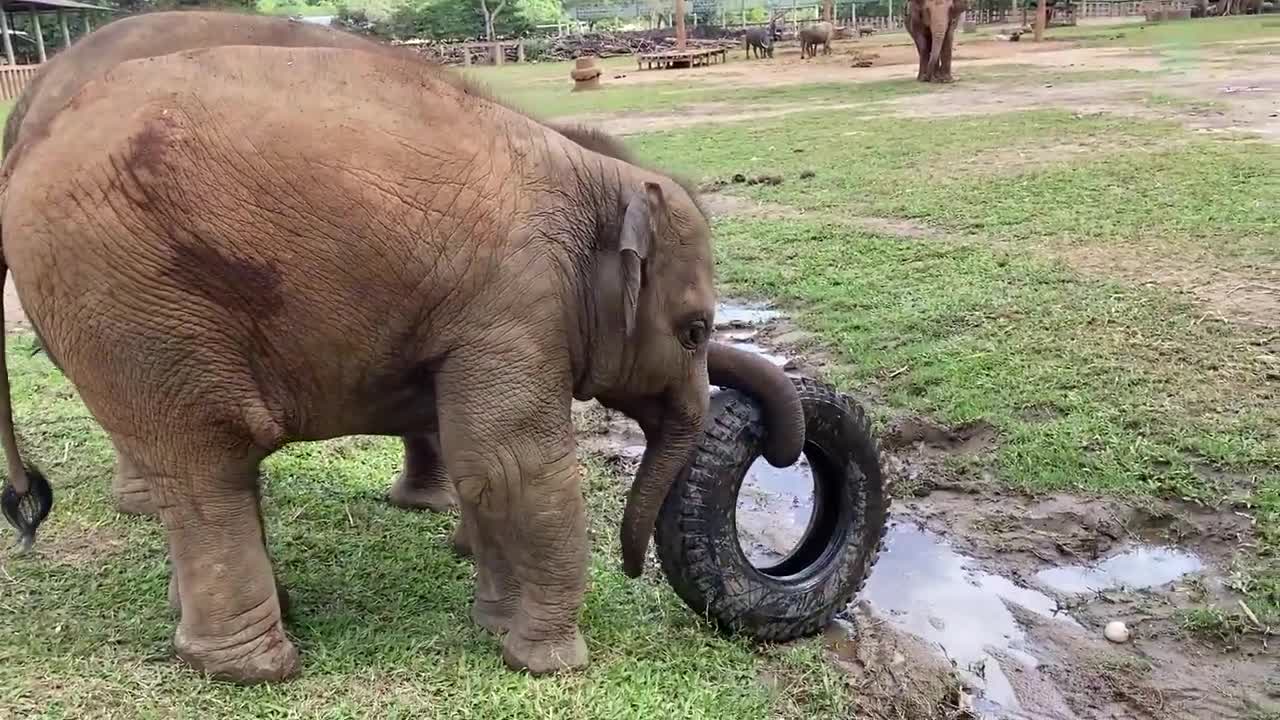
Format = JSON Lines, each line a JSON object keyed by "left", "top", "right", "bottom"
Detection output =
{"left": 595, "top": 300, "right": 1248, "bottom": 718}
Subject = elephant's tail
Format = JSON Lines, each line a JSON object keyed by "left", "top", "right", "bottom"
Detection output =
{"left": 0, "top": 181, "right": 53, "bottom": 553}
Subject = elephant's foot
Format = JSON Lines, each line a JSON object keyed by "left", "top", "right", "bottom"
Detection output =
{"left": 169, "top": 573, "right": 291, "bottom": 619}
{"left": 502, "top": 628, "right": 589, "bottom": 675}
{"left": 174, "top": 616, "right": 300, "bottom": 684}
{"left": 385, "top": 470, "right": 457, "bottom": 513}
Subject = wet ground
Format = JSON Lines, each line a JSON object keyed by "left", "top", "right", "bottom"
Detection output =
{"left": 576, "top": 299, "right": 1276, "bottom": 719}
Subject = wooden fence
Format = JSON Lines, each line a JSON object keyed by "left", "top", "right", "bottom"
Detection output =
{"left": 0, "top": 64, "right": 39, "bottom": 102}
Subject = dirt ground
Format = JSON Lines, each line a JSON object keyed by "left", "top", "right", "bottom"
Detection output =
{"left": 571, "top": 34, "right": 1280, "bottom": 143}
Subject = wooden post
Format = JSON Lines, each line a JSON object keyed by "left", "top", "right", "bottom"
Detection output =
{"left": 517, "top": 39, "right": 525, "bottom": 62}
{"left": 675, "top": 0, "right": 686, "bottom": 48}
{"left": 30, "top": 10, "right": 46, "bottom": 63}
{"left": 851, "top": 1, "right": 857, "bottom": 26}
{"left": 0, "top": 11, "right": 13, "bottom": 66}
{"left": 82, "top": 11, "right": 92, "bottom": 34}
{"left": 1034, "top": 0, "right": 1047, "bottom": 39}
{"left": 463, "top": 45, "right": 471, "bottom": 66}
{"left": 823, "top": 0, "right": 833, "bottom": 21}
{"left": 492, "top": 42, "right": 502, "bottom": 65}
{"left": 57, "top": 9, "right": 70, "bottom": 48}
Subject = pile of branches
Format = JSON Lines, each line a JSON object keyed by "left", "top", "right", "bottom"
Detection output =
{"left": 540, "top": 31, "right": 737, "bottom": 61}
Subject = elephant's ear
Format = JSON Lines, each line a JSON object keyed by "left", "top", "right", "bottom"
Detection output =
{"left": 616, "top": 181, "right": 664, "bottom": 336}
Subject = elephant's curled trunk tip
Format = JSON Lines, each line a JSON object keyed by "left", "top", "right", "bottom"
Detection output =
{"left": 708, "top": 342, "right": 804, "bottom": 468}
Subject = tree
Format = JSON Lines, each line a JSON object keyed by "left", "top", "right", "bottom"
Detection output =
{"left": 478, "top": 0, "right": 507, "bottom": 39}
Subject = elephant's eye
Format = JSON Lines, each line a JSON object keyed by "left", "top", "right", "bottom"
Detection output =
{"left": 680, "top": 319, "right": 710, "bottom": 350}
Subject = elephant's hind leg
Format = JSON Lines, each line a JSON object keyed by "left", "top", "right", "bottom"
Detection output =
{"left": 386, "top": 432, "right": 457, "bottom": 513}
{"left": 143, "top": 444, "right": 297, "bottom": 684}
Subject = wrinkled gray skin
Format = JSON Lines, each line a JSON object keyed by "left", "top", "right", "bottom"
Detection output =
{"left": 1, "top": 10, "right": 805, "bottom": 545}
{"left": 0, "top": 44, "right": 809, "bottom": 683}
{"left": 744, "top": 28, "right": 774, "bottom": 59}
{"left": 799, "top": 21, "right": 834, "bottom": 59}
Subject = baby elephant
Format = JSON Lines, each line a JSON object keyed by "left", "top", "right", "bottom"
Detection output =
{"left": 0, "top": 45, "right": 807, "bottom": 684}
{"left": 744, "top": 27, "right": 774, "bottom": 59}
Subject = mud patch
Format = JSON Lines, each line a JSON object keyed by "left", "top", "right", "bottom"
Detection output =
{"left": 1060, "top": 245, "right": 1280, "bottom": 328}
{"left": 575, "top": 299, "right": 1273, "bottom": 719}
{"left": 825, "top": 608, "right": 971, "bottom": 720}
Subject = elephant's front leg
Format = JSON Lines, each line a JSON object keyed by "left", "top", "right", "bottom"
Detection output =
{"left": 908, "top": 23, "right": 929, "bottom": 81}
{"left": 386, "top": 432, "right": 457, "bottom": 512}
{"left": 438, "top": 359, "right": 589, "bottom": 675}
{"left": 938, "top": 22, "right": 958, "bottom": 83}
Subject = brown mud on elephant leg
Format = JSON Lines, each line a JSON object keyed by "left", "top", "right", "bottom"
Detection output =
{"left": 110, "top": 439, "right": 155, "bottom": 517}
{"left": 148, "top": 448, "right": 298, "bottom": 684}
{"left": 386, "top": 432, "right": 457, "bottom": 513}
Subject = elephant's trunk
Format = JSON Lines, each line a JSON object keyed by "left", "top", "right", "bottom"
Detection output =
{"left": 927, "top": 5, "right": 948, "bottom": 76}
{"left": 620, "top": 390, "right": 705, "bottom": 579}
{"left": 707, "top": 342, "right": 804, "bottom": 467}
{"left": 617, "top": 342, "right": 806, "bottom": 579}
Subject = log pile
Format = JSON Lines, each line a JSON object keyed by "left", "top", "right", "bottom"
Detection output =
{"left": 539, "top": 32, "right": 738, "bottom": 61}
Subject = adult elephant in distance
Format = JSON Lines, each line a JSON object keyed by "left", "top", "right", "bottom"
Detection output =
{"left": 906, "top": 0, "right": 967, "bottom": 83}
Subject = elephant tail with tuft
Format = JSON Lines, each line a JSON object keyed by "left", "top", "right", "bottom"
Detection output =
{"left": 0, "top": 177, "right": 53, "bottom": 553}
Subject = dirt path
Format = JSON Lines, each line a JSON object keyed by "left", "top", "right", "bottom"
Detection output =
{"left": 567, "top": 38, "right": 1280, "bottom": 143}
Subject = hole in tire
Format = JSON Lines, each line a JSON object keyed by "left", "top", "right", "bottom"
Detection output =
{"left": 735, "top": 456, "right": 817, "bottom": 572}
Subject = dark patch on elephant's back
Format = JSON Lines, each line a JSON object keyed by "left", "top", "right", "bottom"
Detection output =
{"left": 164, "top": 239, "right": 285, "bottom": 318}
{"left": 126, "top": 120, "right": 172, "bottom": 176}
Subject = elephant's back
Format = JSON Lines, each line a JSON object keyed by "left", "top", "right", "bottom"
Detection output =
{"left": 7, "top": 12, "right": 387, "bottom": 157}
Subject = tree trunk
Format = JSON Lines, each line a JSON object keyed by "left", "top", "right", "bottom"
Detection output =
{"left": 1034, "top": 0, "right": 1047, "bottom": 40}
{"left": 479, "top": 0, "right": 506, "bottom": 42}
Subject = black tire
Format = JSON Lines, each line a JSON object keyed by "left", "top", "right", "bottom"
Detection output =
{"left": 654, "top": 376, "right": 889, "bottom": 642}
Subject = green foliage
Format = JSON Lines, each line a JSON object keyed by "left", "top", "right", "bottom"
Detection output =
{"left": 745, "top": 6, "right": 768, "bottom": 21}
{"left": 368, "top": 0, "right": 562, "bottom": 39}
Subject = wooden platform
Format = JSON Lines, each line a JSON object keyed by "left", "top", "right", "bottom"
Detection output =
{"left": 636, "top": 47, "right": 728, "bottom": 71}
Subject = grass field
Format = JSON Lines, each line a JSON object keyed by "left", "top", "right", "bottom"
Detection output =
{"left": 2, "top": 15, "right": 1280, "bottom": 719}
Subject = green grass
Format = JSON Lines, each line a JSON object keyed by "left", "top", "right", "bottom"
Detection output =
{"left": 471, "top": 69, "right": 929, "bottom": 120}
{"left": 0, "top": 99, "right": 13, "bottom": 133}
{"left": 632, "top": 109, "right": 1280, "bottom": 264}
{"left": 629, "top": 106, "right": 1279, "bottom": 622}
{"left": 1144, "top": 91, "right": 1225, "bottom": 114}
{"left": 0, "top": 343, "right": 847, "bottom": 718}
{"left": 963, "top": 63, "right": 1155, "bottom": 84}
{"left": 1049, "top": 15, "right": 1280, "bottom": 46}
